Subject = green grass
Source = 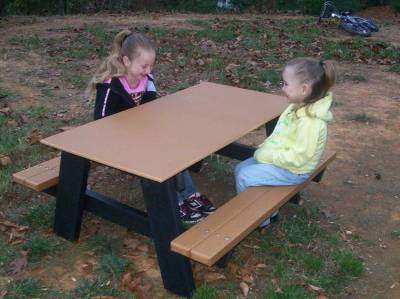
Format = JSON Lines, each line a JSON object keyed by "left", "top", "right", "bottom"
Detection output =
{"left": 389, "top": 64, "right": 400, "bottom": 73}
{"left": 257, "top": 204, "right": 364, "bottom": 297}
{"left": 84, "top": 234, "right": 123, "bottom": 255}
{"left": 19, "top": 200, "right": 55, "bottom": 229}
{"left": 348, "top": 112, "right": 374, "bottom": 123}
{"left": 98, "top": 253, "right": 129, "bottom": 280}
{"left": 0, "top": 239, "right": 17, "bottom": 273}
{"left": 335, "top": 250, "right": 364, "bottom": 277}
{"left": 8, "top": 34, "right": 42, "bottom": 50}
{"left": 22, "top": 234, "right": 63, "bottom": 263}
{"left": 0, "top": 103, "right": 63, "bottom": 196}
{"left": 257, "top": 69, "right": 281, "bottom": 87}
{"left": 204, "top": 154, "right": 234, "bottom": 184}
{"left": 4, "top": 278, "right": 52, "bottom": 299}
{"left": 66, "top": 278, "right": 132, "bottom": 299}
{"left": 191, "top": 285, "right": 219, "bottom": 299}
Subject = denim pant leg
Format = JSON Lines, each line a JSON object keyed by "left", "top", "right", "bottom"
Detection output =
{"left": 235, "top": 158, "right": 310, "bottom": 193}
{"left": 176, "top": 170, "right": 198, "bottom": 203}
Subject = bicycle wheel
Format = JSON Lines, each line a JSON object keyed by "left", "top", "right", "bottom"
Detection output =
{"left": 366, "top": 18, "right": 379, "bottom": 32}
{"left": 352, "top": 16, "right": 379, "bottom": 32}
{"left": 340, "top": 21, "right": 371, "bottom": 37}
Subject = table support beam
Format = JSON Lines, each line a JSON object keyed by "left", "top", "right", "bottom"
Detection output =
{"left": 141, "top": 178, "right": 195, "bottom": 297}
{"left": 85, "top": 190, "right": 151, "bottom": 237}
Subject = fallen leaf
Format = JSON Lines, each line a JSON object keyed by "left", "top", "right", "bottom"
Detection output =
{"left": 26, "top": 129, "right": 43, "bottom": 145}
{"left": 227, "top": 261, "right": 239, "bottom": 274}
{"left": 0, "top": 155, "right": 11, "bottom": 167}
{"left": 316, "top": 296, "right": 329, "bottom": 299}
{"left": 0, "top": 289, "right": 8, "bottom": 299}
{"left": 203, "top": 272, "right": 226, "bottom": 282}
{"left": 137, "top": 244, "right": 148, "bottom": 253}
{"left": 240, "top": 281, "right": 250, "bottom": 297}
{"left": 242, "top": 274, "right": 254, "bottom": 284}
{"left": 124, "top": 238, "right": 141, "bottom": 250}
{"left": 134, "top": 283, "right": 152, "bottom": 299}
{"left": 121, "top": 272, "right": 132, "bottom": 288}
{"left": 11, "top": 251, "right": 28, "bottom": 276}
{"left": 255, "top": 263, "right": 267, "bottom": 269}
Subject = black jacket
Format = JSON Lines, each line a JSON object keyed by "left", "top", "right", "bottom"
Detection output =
{"left": 94, "top": 75, "right": 157, "bottom": 120}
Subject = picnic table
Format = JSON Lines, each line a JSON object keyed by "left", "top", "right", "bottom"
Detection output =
{"left": 39, "top": 82, "right": 288, "bottom": 296}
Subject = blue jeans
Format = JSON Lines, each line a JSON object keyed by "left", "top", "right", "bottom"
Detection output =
{"left": 235, "top": 158, "right": 310, "bottom": 193}
{"left": 176, "top": 170, "right": 198, "bottom": 203}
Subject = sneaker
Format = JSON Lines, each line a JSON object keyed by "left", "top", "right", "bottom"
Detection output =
{"left": 258, "top": 210, "right": 279, "bottom": 229}
{"left": 179, "top": 201, "right": 203, "bottom": 224}
{"left": 186, "top": 193, "right": 216, "bottom": 215}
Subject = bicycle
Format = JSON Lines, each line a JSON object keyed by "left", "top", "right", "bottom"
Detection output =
{"left": 319, "top": 1, "right": 379, "bottom": 37}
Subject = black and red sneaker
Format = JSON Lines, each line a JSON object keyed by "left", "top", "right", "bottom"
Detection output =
{"left": 179, "top": 201, "right": 203, "bottom": 224}
{"left": 186, "top": 193, "right": 216, "bottom": 215}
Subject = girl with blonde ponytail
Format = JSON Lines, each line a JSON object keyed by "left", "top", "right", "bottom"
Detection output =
{"left": 87, "top": 29, "right": 157, "bottom": 119}
{"left": 87, "top": 30, "right": 214, "bottom": 224}
{"left": 235, "top": 57, "right": 336, "bottom": 228}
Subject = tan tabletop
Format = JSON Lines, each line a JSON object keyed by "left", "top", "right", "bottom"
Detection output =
{"left": 41, "top": 82, "right": 288, "bottom": 182}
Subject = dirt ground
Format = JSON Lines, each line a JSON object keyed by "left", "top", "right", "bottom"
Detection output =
{"left": 0, "top": 6, "right": 399, "bottom": 299}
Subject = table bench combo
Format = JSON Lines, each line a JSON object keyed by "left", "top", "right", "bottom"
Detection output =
{"left": 13, "top": 82, "right": 335, "bottom": 297}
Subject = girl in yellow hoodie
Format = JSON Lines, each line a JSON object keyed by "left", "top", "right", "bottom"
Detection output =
{"left": 234, "top": 57, "right": 336, "bottom": 227}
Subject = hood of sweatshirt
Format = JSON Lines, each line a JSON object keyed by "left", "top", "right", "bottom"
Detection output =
{"left": 294, "top": 92, "right": 333, "bottom": 122}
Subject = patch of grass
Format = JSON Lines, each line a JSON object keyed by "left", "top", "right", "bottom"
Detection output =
{"left": 348, "top": 112, "right": 374, "bottom": 123}
{"left": 98, "top": 253, "right": 129, "bottom": 280}
{"left": 84, "top": 234, "right": 122, "bottom": 255}
{"left": 258, "top": 204, "right": 360, "bottom": 297}
{"left": 349, "top": 74, "right": 368, "bottom": 82}
{"left": 8, "top": 34, "right": 42, "bottom": 50}
{"left": 149, "top": 27, "right": 171, "bottom": 38}
{"left": 167, "top": 81, "right": 191, "bottom": 94}
{"left": 5, "top": 278, "right": 46, "bottom": 299}
{"left": 335, "top": 250, "right": 364, "bottom": 277}
{"left": 264, "top": 284, "right": 309, "bottom": 299}
{"left": 191, "top": 285, "right": 219, "bottom": 299}
{"left": 186, "top": 18, "right": 212, "bottom": 28}
{"left": 85, "top": 23, "right": 111, "bottom": 44}
{"left": 19, "top": 200, "right": 55, "bottom": 229}
{"left": 22, "top": 234, "right": 62, "bottom": 263}
{"left": 300, "top": 253, "right": 323, "bottom": 274}
{"left": 0, "top": 86, "right": 18, "bottom": 101}
{"left": 256, "top": 69, "right": 281, "bottom": 87}
{"left": 0, "top": 239, "right": 17, "bottom": 273}
{"left": 389, "top": 64, "right": 400, "bottom": 73}
{"left": 196, "top": 27, "right": 236, "bottom": 42}
{"left": 66, "top": 278, "right": 132, "bottom": 299}
{"left": 204, "top": 154, "right": 234, "bottom": 184}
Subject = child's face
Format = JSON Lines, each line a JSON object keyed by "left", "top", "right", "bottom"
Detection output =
{"left": 123, "top": 48, "right": 156, "bottom": 82}
{"left": 282, "top": 66, "right": 311, "bottom": 104}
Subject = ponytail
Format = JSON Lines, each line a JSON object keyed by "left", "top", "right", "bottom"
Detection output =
{"left": 85, "top": 30, "right": 156, "bottom": 101}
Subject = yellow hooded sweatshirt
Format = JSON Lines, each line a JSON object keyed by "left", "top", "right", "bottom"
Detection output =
{"left": 254, "top": 92, "right": 333, "bottom": 174}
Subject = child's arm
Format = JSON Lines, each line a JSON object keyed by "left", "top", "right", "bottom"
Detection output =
{"left": 93, "top": 83, "right": 110, "bottom": 120}
{"left": 142, "top": 74, "right": 157, "bottom": 104}
{"left": 255, "top": 118, "right": 325, "bottom": 169}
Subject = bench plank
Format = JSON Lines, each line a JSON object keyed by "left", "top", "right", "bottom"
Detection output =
{"left": 13, "top": 157, "right": 60, "bottom": 191}
{"left": 171, "top": 150, "right": 336, "bottom": 266}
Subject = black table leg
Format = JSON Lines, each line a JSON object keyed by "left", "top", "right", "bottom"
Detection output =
{"left": 54, "top": 152, "right": 90, "bottom": 241}
{"left": 141, "top": 177, "right": 195, "bottom": 297}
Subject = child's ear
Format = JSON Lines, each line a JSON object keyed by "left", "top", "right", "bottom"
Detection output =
{"left": 122, "top": 56, "right": 131, "bottom": 67}
{"left": 302, "top": 83, "right": 312, "bottom": 96}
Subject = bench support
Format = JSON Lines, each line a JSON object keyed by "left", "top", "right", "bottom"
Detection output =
{"left": 141, "top": 178, "right": 195, "bottom": 298}
{"left": 54, "top": 152, "right": 90, "bottom": 241}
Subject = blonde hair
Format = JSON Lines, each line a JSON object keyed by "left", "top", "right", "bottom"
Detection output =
{"left": 86, "top": 29, "right": 156, "bottom": 101}
{"left": 285, "top": 57, "right": 336, "bottom": 116}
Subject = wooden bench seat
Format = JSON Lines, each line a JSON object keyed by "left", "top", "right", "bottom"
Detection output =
{"left": 171, "top": 150, "right": 336, "bottom": 267}
{"left": 12, "top": 157, "right": 60, "bottom": 192}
